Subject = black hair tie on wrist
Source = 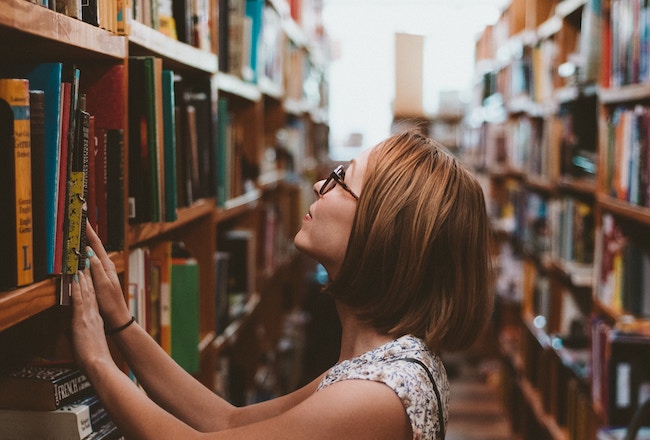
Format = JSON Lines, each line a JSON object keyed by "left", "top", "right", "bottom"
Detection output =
{"left": 105, "top": 316, "right": 135, "bottom": 335}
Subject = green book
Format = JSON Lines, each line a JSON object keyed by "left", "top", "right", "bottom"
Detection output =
{"left": 170, "top": 256, "right": 200, "bottom": 374}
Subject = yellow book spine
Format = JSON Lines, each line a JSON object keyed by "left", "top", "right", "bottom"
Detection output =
{"left": 64, "top": 171, "right": 84, "bottom": 274}
{"left": 0, "top": 79, "right": 33, "bottom": 287}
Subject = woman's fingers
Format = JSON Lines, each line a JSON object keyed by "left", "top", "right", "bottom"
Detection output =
{"left": 70, "top": 273, "right": 83, "bottom": 307}
{"left": 86, "top": 222, "right": 113, "bottom": 269}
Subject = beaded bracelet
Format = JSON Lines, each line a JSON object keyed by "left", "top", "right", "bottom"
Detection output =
{"left": 105, "top": 316, "right": 136, "bottom": 335}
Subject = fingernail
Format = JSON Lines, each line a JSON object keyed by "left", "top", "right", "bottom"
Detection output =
{"left": 85, "top": 258, "right": 91, "bottom": 268}
{"left": 74, "top": 273, "right": 79, "bottom": 283}
{"left": 86, "top": 248, "right": 94, "bottom": 257}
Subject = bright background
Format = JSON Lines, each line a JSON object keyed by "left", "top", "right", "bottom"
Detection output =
{"left": 322, "top": 0, "right": 508, "bottom": 159}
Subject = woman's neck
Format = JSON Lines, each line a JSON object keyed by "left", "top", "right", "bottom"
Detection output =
{"left": 335, "top": 301, "right": 393, "bottom": 363}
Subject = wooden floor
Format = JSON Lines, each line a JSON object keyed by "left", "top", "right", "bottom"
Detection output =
{"left": 443, "top": 352, "right": 515, "bottom": 440}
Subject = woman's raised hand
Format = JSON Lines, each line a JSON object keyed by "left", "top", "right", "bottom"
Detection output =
{"left": 85, "top": 222, "right": 132, "bottom": 330}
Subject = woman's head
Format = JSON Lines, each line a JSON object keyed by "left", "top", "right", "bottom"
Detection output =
{"left": 326, "top": 130, "right": 494, "bottom": 352}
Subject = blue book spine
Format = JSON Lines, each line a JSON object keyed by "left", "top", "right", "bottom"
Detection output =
{"left": 26, "top": 63, "right": 63, "bottom": 274}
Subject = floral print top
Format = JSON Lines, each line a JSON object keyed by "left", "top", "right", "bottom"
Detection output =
{"left": 317, "top": 335, "right": 448, "bottom": 440}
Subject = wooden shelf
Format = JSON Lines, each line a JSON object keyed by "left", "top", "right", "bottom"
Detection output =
{"left": 128, "top": 21, "right": 218, "bottom": 74}
{"left": 216, "top": 190, "right": 262, "bottom": 223}
{"left": 599, "top": 83, "right": 650, "bottom": 105}
{"left": 128, "top": 198, "right": 216, "bottom": 247}
{"left": 597, "top": 194, "right": 650, "bottom": 226}
{"left": 557, "top": 176, "right": 597, "bottom": 197}
{"left": 555, "top": 0, "right": 588, "bottom": 18}
{"left": 212, "top": 292, "right": 261, "bottom": 354}
{"left": 0, "top": 251, "right": 125, "bottom": 332}
{"left": 217, "top": 73, "right": 262, "bottom": 102}
{"left": 0, "top": 0, "right": 127, "bottom": 59}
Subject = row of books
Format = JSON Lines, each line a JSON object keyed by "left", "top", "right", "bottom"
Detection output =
{"left": 595, "top": 213, "right": 650, "bottom": 317}
{"left": 481, "top": 0, "right": 601, "bottom": 107}
{"left": 129, "top": 54, "right": 279, "bottom": 220}
{"left": 604, "top": 104, "right": 650, "bottom": 208}
{"left": 502, "top": 183, "right": 595, "bottom": 270}
{"left": 128, "top": 230, "right": 263, "bottom": 373}
{"left": 547, "top": 196, "right": 595, "bottom": 269}
{"left": 609, "top": 0, "right": 650, "bottom": 87}
{"left": 0, "top": 63, "right": 125, "bottom": 291}
{"left": 221, "top": 0, "right": 306, "bottom": 91}
{"left": 29, "top": 0, "right": 129, "bottom": 35}
{"left": 215, "top": 96, "right": 259, "bottom": 206}
{"left": 128, "top": 57, "right": 176, "bottom": 224}
{"left": 0, "top": 362, "right": 123, "bottom": 439}
{"left": 128, "top": 242, "right": 200, "bottom": 374}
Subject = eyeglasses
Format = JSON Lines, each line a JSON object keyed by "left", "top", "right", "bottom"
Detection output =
{"left": 319, "top": 165, "right": 359, "bottom": 200}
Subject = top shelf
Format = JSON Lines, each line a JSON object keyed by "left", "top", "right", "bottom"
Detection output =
{"left": 0, "top": 0, "right": 127, "bottom": 59}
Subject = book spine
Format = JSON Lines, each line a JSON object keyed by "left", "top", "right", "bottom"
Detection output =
{"left": 162, "top": 70, "right": 178, "bottom": 222}
{"left": 106, "top": 129, "right": 125, "bottom": 251}
{"left": 24, "top": 63, "right": 63, "bottom": 276}
{"left": 54, "top": 81, "right": 71, "bottom": 275}
{"left": 53, "top": 371, "right": 94, "bottom": 408}
{"left": 0, "top": 78, "right": 34, "bottom": 287}
{"left": 171, "top": 255, "right": 200, "bottom": 373}
{"left": 29, "top": 90, "right": 47, "bottom": 282}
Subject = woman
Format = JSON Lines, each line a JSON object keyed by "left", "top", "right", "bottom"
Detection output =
{"left": 71, "top": 130, "right": 493, "bottom": 440}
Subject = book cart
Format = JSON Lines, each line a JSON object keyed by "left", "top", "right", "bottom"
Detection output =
{"left": 466, "top": 0, "right": 650, "bottom": 438}
{"left": 0, "top": 0, "right": 330, "bottom": 410}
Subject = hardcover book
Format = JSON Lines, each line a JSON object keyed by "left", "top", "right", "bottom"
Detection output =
{"left": 20, "top": 63, "right": 63, "bottom": 276}
{"left": 171, "top": 248, "right": 200, "bottom": 374}
{"left": 0, "top": 365, "right": 93, "bottom": 411}
{"left": 30, "top": 89, "right": 47, "bottom": 282}
{"left": 0, "top": 394, "right": 109, "bottom": 439}
{"left": 0, "top": 78, "right": 34, "bottom": 289}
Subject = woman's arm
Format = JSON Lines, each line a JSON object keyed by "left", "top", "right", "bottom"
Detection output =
{"left": 83, "top": 223, "right": 324, "bottom": 430}
{"left": 72, "top": 263, "right": 409, "bottom": 440}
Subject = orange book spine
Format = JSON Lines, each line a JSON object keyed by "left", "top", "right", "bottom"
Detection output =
{"left": 0, "top": 79, "right": 34, "bottom": 287}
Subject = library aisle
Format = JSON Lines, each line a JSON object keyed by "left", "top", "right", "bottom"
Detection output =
{"left": 443, "top": 351, "right": 514, "bottom": 440}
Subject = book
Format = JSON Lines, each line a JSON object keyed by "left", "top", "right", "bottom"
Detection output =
{"left": 214, "top": 251, "right": 230, "bottom": 333}
{"left": 216, "top": 96, "right": 231, "bottom": 206}
{"left": 183, "top": 87, "right": 213, "bottom": 200}
{"left": 245, "top": 0, "right": 264, "bottom": 83}
{"left": 54, "top": 80, "right": 72, "bottom": 275}
{"left": 82, "top": 64, "right": 126, "bottom": 247}
{"left": 128, "top": 57, "right": 162, "bottom": 224}
{"left": 0, "top": 394, "right": 109, "bottom": 439}
{"left": 219, "top": 229, "right": 256, "bottom": 320}
{"left": 64, "top": 102, "right": 90, "bottom": 274}
{"left": 84, "top": 418, "right": 125, "bottom": 440}
{"left": 29, "top": 89, "right": 47, "bottom": 282}
{"left": 105, "top": 129, "right": 125, "bottom": 252}
{"left": 162, "top": 70, "right": 178, "bottom": 222}
{"left": 171, "top": 245, "right": 200, "bottom": 374}
{"left": 607, "top": 330, "right": 650, "bottom": 426}
{"left": 0, "top": 364, "right": 93, "bottom": 411}
{"left": 86, "top": 114, "right": 97, "bottom": 236}
{"left": 128, "top": 247, "right": 148, "bottom": 328}
{"left": 19, "top": 63, "right": 63, "bottom": 276}
{"left": 150, "top": 241, "right": 172, "bottom": 353}
{"left": 0, "top": 78, "right": 34, "bottom": 289}
{"left": 56, "top": 64, "right": 81, "bottom": 275}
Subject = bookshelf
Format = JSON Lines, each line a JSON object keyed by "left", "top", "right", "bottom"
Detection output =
{"left": 0, "top": 0, "right": 329, "bottom": 407}
{"left": 468, "top": 0, "right": 650, "bottom": 438}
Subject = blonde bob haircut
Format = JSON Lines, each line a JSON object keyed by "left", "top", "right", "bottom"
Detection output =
{"left": 326, "top": 130, "right": 494, "bottom": 352}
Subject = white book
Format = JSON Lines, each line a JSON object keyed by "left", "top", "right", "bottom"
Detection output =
{"left": 0, "top": 398, "right": 96, "bottom": 440}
